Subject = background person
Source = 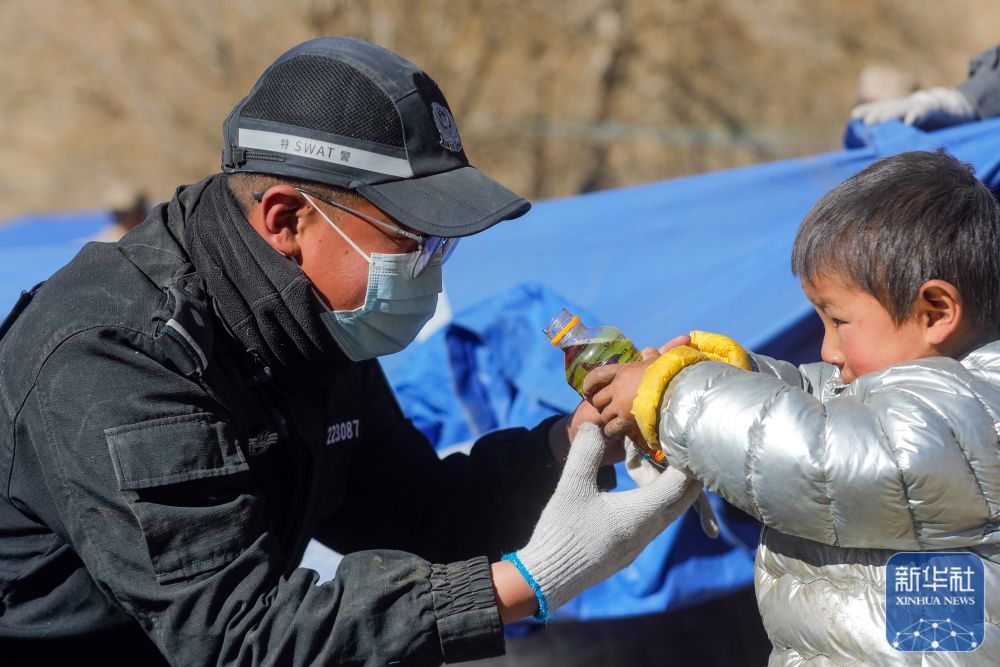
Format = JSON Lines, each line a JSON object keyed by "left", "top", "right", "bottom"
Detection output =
{"left": 851, "top": 44, "right": 1000, "bottom": 130}
{"left": 91, "top": 184, "right": 149, "bottom": 242}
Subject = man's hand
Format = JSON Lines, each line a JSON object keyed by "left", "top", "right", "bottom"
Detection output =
{"left": 549, "top": 400, "right": 624, "bottom": 466}
{"left": 506, "top": 423, "right": 702, "bottom": 618}
{"left": 567, "top": 398, "right": 601, "bottom": 443}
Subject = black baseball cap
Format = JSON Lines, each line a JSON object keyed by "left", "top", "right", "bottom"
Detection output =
{"left": 221, "top": 36, "right": 530, "bottom": 238}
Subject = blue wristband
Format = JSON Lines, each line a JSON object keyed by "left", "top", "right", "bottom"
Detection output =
{"left": 640, "top": 452, "right": 667, "bottom": 470}
{"left": 501, "top": 552, "right": 550, "bottom": 623}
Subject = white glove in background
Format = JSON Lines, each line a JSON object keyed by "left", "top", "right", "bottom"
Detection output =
{"left": 850, "top": 86, "right": 976, "bottom": 130}
{"left": 624, "top": 437, "right": 719, "bottom": 539}
{"left": 515, "top": 424, "right": 702, "bottom": 612}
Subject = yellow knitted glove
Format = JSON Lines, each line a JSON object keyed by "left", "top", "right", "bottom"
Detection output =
{"left": 630, "top": 332, "right": 751, "bottom": 461}
{"left": 688, "top": 331, "right": 752, "bottom": 370}
{"left": 630, "top": 345, "right": 709, "bottom": 461}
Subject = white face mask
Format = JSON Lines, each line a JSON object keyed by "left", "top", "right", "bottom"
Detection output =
{"left": 300, "top": 192, "right": 442, "bottom": 361}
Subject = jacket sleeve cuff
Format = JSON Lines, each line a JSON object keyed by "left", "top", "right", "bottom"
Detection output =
{"left": 430, "top": 556, "right": 505, "bottom": 663}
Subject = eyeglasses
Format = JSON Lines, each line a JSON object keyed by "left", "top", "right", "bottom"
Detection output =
{"left": 254, "top": 187, "right": 458, "bottom": 278}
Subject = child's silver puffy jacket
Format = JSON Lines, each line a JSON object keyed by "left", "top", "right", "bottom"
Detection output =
{"left": 658, "top": 341, "right": 1000, "bottom": 665}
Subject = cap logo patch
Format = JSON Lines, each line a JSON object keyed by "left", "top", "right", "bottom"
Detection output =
{"left": 432, "top": 102, "right": 462, "bottom": 153}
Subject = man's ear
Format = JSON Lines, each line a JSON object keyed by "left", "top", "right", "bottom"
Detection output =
{"left": 915, "top": 279, "right": 962, "bottom": 346}
{"left": 249, "top": 185, "right": 310, "bottom": 260}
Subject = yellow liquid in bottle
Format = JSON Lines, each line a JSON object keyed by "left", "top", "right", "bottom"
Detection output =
{"left": 562, "top": 330, "right": 641, "bottom": 397}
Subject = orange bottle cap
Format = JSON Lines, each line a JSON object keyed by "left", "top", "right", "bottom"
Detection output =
{"left": 549, "top": 315, "right": 580, "bottom": 345}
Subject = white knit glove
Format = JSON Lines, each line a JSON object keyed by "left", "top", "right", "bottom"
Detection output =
{"left": 624, "top": 437, "right": 719, "bottom": 539}
{"left": 510, "top": 423, "right": 701, "bottom": 616}
{"left": 623, "top": 435, "right": 664, "bottom": 487}
{"left": 850, "top": 87, "right": 976, "bottom": 130}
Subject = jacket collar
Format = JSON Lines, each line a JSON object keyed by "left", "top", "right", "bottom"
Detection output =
{"left": 121, "top": 175, "right": 350, "bottom": 393}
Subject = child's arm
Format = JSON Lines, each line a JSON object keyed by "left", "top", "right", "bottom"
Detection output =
{"left": 749, "top": 353, "right": 840, "bottom": 398}
{"left": 654, "top": 357, "right": 998, "bottom": 551}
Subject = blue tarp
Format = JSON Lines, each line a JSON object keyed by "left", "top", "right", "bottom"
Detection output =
{"left": 0, "top": 210, "right": 110, "bottom": 316}
{"left": 4, "top": 119, "right": 1000, "bottom": 622}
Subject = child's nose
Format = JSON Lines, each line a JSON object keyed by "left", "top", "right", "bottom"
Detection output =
{"left": 821, "top": 333, "right": 844, "bottom": 367}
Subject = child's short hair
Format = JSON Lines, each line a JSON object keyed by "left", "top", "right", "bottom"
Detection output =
{"left": 792, "top": 150, "right": 1000, "bottom": 329}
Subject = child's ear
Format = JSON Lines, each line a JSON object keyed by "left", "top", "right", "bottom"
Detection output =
{"left": 915, "top": 279, "right": 962, "bottom": 345}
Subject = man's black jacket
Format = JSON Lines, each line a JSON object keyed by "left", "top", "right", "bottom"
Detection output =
{"left": 0, "top": 177, "right": 562, "bottom": 665}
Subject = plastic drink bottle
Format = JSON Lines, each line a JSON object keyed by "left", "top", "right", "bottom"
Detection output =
{"left": 544, "top": 308, "right": 642, "bottom": 397}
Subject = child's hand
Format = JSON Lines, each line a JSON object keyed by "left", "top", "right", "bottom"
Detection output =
{"left": 648, "top": 334, "right": 692, "bottom": 358}
{"left": 582, "top": 334, "right": 692, "bottom": 440}
{"left": 582, "top": 358, "right": 655, "bottom": 440}
{"left": 579, "top": 334, "right": 697, "bottom": 463}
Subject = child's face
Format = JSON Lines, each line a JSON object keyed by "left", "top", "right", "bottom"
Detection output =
{"left": 802, "top": 273, "right": 937, "bottom": 384}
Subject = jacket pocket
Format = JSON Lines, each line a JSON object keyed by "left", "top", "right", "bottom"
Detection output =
{"left": 105, "top": 413, "right": 262, "bottom": 584}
